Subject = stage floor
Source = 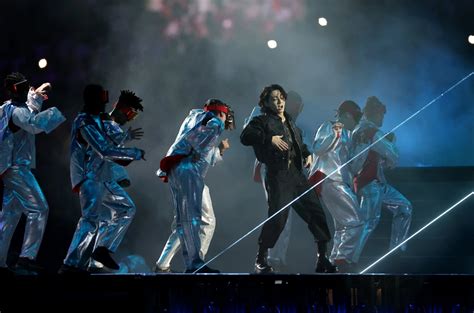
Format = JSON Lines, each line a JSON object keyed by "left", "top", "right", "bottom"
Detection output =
{"left": 1, "top": 273, "right": 473, "bottom": 312}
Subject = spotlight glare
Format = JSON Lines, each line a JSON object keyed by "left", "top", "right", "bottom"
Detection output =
{"left": 38, "top": 58, "right": 48, "bottom": 69}
{"left": 267, "top": 40, "right": 278, "bottom": 49}
{"left": 318, "top": 17, "right": 328, "bottom": 27}
{"left": 468, "top": 35, "right": 474, "bottom": 45}
{"left": 222, "top": 18, "right": 233, "bottom": 29}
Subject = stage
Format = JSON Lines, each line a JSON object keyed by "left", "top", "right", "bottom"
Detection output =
{"left": 1, "top": 273, "right": 474, "bottom": 312}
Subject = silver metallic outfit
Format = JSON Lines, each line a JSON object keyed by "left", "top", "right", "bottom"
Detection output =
{"left": 309, "top": 121, "right": 363, "bottom": 264}
{"left": 0, "top": 91, "right": 65, "bottom": 267}
{"left": 244, "top": 106, "right": 293, "bottom": 268}
{"left": 351, "top": 117, "right": 412, "bottom": 261}
{"left": 64, "top": 113, "right": 142, "bottom": 268}
{"left": 155, "top": 184, "right": 216, "bottom": 270}
{"left": 156, "top": 109, "right": 224, "bottom": 271}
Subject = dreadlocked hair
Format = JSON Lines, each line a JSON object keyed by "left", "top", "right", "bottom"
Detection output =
{"left": 117, "top": 90, "right": 143, "bottom": 111}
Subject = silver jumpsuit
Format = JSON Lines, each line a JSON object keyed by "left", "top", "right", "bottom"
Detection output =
{"left": 309, "top": 121, "right": 364, "bottom": 264}
{"left": 351, "top": 118, "right": 412, "bottom": 261}
{"left": 157, "top": 109, "right": 224, "bottom": 271}
{"left": 0, "top": 91, "right": 65, "bottom": 267}
{"left": 64, "top": 113, "right": 142, "bottom": 268}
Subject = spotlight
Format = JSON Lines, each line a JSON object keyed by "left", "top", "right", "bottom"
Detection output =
{"left": 222, "top": 18, "right": 233, "bottom": 29}
{"left": 267, "top": 40, "right": 278, "bottom": 49}
{"left": 318, "top": 17, "right": 328, "bottom": 27}
{"left": 38, "top": 58, "right": 48, "bottom": 69}
{"left": 468, "top": 35, "right": 474, "bottom": 45}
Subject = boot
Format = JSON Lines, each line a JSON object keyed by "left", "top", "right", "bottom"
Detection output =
{"left": 315, "top": 242, "right": 337, "bottom": 273}
{"left": 14, "top": 257, "right": 44, "bottom": 275}
{"left": 91, "top": 246, "right": 120, "bottom": 270}
{"left": 254, "top": 246, "right": 274, "bottom": 274}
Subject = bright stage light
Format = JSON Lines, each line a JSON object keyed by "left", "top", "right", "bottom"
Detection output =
{"left": 468, "top": 35, "right": 474, "bottom": 45}
{"left": 267, "top": 40, "right": 278, "bottom": 49}
{"left": 318, "top": 17, "right": 328, "bottom": 26}
{"left": 222, "top": 18, "right": 233, "bottom": 29}
{"left": 38, "top": 58, "right": 48, "bottom": 69}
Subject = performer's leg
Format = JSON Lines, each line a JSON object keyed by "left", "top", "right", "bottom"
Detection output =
{"left": 95, "top": 181, "right": 136, "bottom": 252}
{"left": 169, "top": 164, "right": 205, "bottom": 271}
{"left": 0, "top": 185, "right": 22, "bottom": 267}
{"left": 155, "top": 217, "right": 180, "bottom": 271}
{"left": 63, "top": 179, "right": 104, "bottom": 268}
{"left": 2, "top": 167, "right": 49, "bottom": 262}
{"left": 352, "top": 180, "right": 383, "bottom": 262}
{"left": 381, "top": 184, "right": 412, "bottom": 251}
{"left": 320, "top": 180, "right": 364, "bottom": 264}
{"left": 199, "top": 185, "right": 215, "bottom": 259}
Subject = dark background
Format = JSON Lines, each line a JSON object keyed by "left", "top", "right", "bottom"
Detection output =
{"left": 0, "top": 0, "right": 473, "bottom": 274}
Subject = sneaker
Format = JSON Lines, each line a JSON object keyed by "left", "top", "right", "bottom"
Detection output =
{"left": 58, "top": 264, "right": 89, "bottom": 275}
{"left": 91, "top": 246, "right": 120, "bottom": 270}
{"left": 185, "top": 265, "right": 220, "bottom": 274}
{"left": 14, "top": 257, "right": 44, "bottom": 275}
{"left": 315, "top": 255, "right": 338, "bottom": 273}
{"left": 153, "top": 265, "right": 173, "bottom": 273}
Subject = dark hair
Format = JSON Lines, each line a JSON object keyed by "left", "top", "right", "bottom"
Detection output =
{"left": 82, "top": 84, "right": 107, "bottom": 114}
{"left": 286, "top": 90, "right": 303, "bottom": 118}
{"left": 363, "top": 96, "right": 386, "bottom": 116}
{"left": 337, "top": 100, "right": 363, "bottom": 123}
{"left": 258, "top": 84, "right": 287, "bottom": 110}
{"left": 4, "top": 72, "right": 28, "bottom": 96}
{"left": 116, "top": 90, "right": 143, "bottom": 111}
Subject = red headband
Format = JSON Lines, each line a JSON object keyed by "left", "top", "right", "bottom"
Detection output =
{"left": 204, "top": 104, "right": 228, "bottom": 114}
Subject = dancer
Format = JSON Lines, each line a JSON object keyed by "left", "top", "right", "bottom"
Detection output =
{"left": 241, "top": 84, "right": 335, "bottom": 273}
{"left": 351, "top": 96, "right": 412, "bottom": 262}
{"left": 0, "top": 72, "right": 65, "bottom": 274}
{"left": 59, "top": 84, "right": 145, "bottom": 274}
{"left": 243, "top": 91, "right": 304, "bottom": 271}
{"left": 156, "top": 99, "right": 234, "bottom": 273}
{"left": 308, "top": 100, "right": 364, "bottom": 272}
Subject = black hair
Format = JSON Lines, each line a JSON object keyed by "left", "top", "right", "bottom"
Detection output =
{"left": 258, "top": 84, "right": 287, "bottom": 114}
{"left": 116, "top": 90, "right": 143, "bottom": 111}
{"left": 82, "top": 84, "right": 106, "bottom": 114}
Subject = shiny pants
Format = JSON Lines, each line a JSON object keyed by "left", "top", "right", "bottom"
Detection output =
{"left": 319, "top": 179, "right": 364, "bottom": 263}
{"left": 155, "top": 185, "right": 215, "bottom": 269}
{"left": 168, "top": 162, "right": 206, "bottom": 271}
{"left": 0, "top": 166, "right": 48, "bottom": 266}
{"left": 64, "top": 179, "right": 136, "bottom": 267}
{"left": 353, "top": 180, "right": 412, "bottom": 262}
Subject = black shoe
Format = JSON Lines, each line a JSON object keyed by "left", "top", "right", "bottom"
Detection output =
{"left": 91, "top": 246, "right": 120, "bottom": 270}
{"left": 315, "top": 255, "right": 338, "bottom": 273}
{"left": 58, "top": 264, "right": 89, "bottom": 275}
{"left": 14, "top": 257, "right": 44, "bottom": 275}
{"left": 334, "top": 259, "right": 356, "bottom": 273}
{"left": 153, "top": 265, "right": 173, "bottom": 273}
{"left": 185, "top": 265, "right": 220, "bottom": 274}
{"left": 255, "top": 248, "right": 274, "bottom": 274}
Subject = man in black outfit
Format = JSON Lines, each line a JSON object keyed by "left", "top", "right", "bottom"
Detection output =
{"left": 241, "top": 84, "right": 336, "bottom": 273}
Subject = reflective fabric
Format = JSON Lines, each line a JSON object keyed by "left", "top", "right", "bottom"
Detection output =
{"left": 350, "top": 118, "right": 411, "bottom": 262}
{"left": 155, "top": 185, "right": 215, "bottom": 269}
{"left": 0, "top": 99, "right": 65, "bottom": 173}
{"left": 157, "top": 109, "right": 224, "bottom": 271}
{"left": 309, "top": 121, "right": 352, "bottom": 184}
{"left": 70, "top": 113, "right": 142, "bottom": 191}
{"left": 310, "top": 120, "right": 363, "bottom": 264}
{"left": 319, "top": 180, "right": 363, "bottom": 263}
{"left": 63, "top": 179, "right": 135, "bottom": 267}
{"left": 352, "top": 180, "right": 412, "bottom": 262}
{"left": 0, "top": 166, "right": 48, "bottom": 266}
{"left": 66, "top": 113, "right": 142, "bottom": 268}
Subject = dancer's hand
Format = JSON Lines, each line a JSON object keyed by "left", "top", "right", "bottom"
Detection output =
{"left": 304, "top": 154, "right": 313, "bottom": 168}
{"left": 271, "top": 135, "right": 289, "bottom": 151}
{"left": 129, "top": 127, "right": 144, "bottom": 140}
{"left": 218, "top": 138, "right": 230, "bottom": 155}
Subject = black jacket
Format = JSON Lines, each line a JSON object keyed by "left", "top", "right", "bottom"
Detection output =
{"left": 241, "top": 112, "right": 311, "bottom": 171}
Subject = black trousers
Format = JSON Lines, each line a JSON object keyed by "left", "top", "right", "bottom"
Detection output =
{"left": 258, "top": 163, "right": 331, "bottom": 249}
